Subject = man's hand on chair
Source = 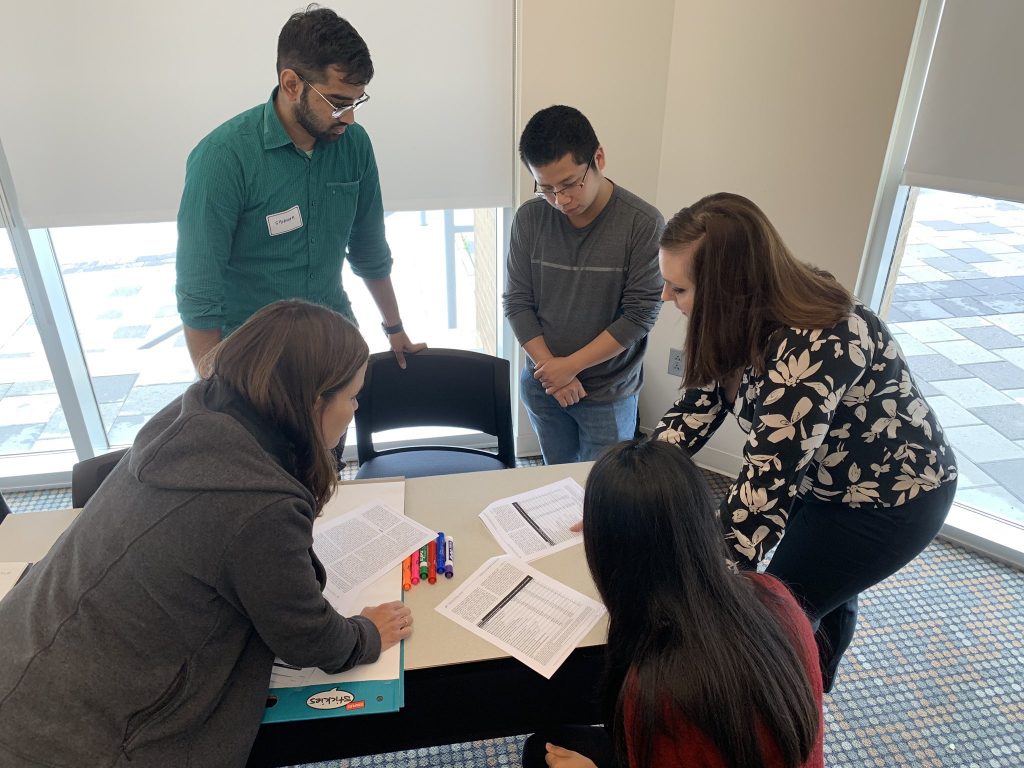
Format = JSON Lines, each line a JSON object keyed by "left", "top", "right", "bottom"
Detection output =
{"left": 388, "top": 331, "right": 427, "bottom": 369}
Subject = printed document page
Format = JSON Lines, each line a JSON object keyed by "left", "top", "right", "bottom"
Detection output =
{"left": 270, "top": 480, "right": 412, "bottom": 689}
{"left": 479, "top": 478, "right": 584, "bottom": 561}
{"left": 0, "top": 563, "right": 30, "bottom": 600}
{"left": 314, "top": 501, "right": 437, "bottom": 605}
{"left": 436, "top": 555, "right": 605, "bottom": 679}
{"left": 269, "top": 558, "right": 402, "bottom": 689}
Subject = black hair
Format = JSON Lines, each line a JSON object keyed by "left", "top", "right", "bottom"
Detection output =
{"left": 277, "top": 4, "right": 373, "bottom": 85}
{"left": 584, "top": 439, "right": 820, "bottom": 767}
{"left": 518, "top": 105, "right": 599, "bottom": 169}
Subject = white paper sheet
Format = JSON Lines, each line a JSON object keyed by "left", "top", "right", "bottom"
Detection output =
{"left": 313, "top": 501, "right": 437, "bottom": 605}
{"left": 479, "top": 478, "right": 584, "bottom": 561}
{"left": 0, "top": 562, "right": 30, "bottom": 600}
{"left": 435, "top": 555, "right": 605, "bottom": 679}
{"left": 269, "top": 481, "right": 415, "bottom": 690}
{"left": 269, "top": 562, "right": 404, "bottom": 689}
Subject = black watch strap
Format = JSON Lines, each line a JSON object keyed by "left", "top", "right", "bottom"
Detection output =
{"left": 382, "top": 321, "right": 404, "bottom": 336}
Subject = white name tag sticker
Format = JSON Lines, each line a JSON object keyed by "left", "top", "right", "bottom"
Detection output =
{"left": 266, "top": 205, "right": 303, "bottom": 236}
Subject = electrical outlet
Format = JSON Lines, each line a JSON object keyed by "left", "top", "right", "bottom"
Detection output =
{"left": 667, "top": 347, "right": 684, "bottom": 377}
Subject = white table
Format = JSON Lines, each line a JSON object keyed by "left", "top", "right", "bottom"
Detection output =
{"left": 1, "top": 463, "right": 603, "bottom": 765}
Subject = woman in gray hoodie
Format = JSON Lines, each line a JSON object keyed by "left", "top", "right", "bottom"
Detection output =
{"left": 0, "top": 299, "right": 412, "bottom": 767}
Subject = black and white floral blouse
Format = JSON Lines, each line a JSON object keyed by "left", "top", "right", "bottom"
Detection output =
{"left": 653, "top": 302, "right": 958, "bottom": 565}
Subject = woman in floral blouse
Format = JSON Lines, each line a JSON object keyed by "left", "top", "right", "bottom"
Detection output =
{"left": 654, "top": 193, "right": 957, "bottom": 691}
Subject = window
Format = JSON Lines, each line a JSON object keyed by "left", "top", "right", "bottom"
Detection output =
{"left": 882, "top": 188, "right": 1024, "bottom": 531}
{"left": 1, "top": 207, "right": 508, "bottom": 483}
{"left": 0, "top": 231, "right": 71, "bottom": 458}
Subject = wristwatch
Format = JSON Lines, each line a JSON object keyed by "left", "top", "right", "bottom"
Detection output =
{"left": 382, "top": 321, "right": 404, "bottom": 337}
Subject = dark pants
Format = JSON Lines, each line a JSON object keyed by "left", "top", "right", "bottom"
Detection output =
{"left": 522, "top": 725, "right": 617, "bottom": 768}
{"left": 762, "top": 480, "right": 956, "bottom": 691}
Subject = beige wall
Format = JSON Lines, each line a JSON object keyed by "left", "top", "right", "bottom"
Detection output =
{"left": 516, "top": 0, "right": 920, "bottom": 468}
{"left": 517, "top": 0, "right": 676, "bottom": 206}
{"left": 515, "top": 0, "right": 676, "bottom": 454}
{"left": 642, "top": 0, "right": 921, "bottom": 472}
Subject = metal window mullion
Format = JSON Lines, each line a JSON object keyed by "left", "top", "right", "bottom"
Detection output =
{"left": 0, "top": 140, "right": 108, "bottom": 461}
{"left": 854, "top": 0, "right": 945, "bottom": 308}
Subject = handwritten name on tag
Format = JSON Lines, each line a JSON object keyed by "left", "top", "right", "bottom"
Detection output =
{"left": 266, "top": 205, "right": 303, "bottom": 236}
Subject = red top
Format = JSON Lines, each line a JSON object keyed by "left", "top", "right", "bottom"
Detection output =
{"left": 625, "top": 573, "right": 824, "bottom": 767}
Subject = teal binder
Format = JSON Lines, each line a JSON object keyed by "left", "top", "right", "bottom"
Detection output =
{"left": 262, "top": 644, "right": 405, "bottom": 723}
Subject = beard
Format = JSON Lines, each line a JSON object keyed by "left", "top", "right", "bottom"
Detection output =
{"left": 294, "top": 90, "right": 344, "bottom": 145}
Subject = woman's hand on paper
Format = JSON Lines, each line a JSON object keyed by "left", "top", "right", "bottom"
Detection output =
{"left": 544, "top": 743, "right": 597, "bottom": 768}
{"left": 361, "top": 601, "right": 413, "bottom": 651}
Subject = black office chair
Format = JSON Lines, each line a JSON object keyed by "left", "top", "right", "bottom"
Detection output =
{"left": 0, "top": 490, "right": 12, "bottom": 524}
{"left": 354, "top": 348, "right": 515, "bottom": 480}
{"left": 71, "top": 447, "right": 130, "bottom": 508}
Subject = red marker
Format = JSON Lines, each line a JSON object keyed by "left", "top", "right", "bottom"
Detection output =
{"left": 427, "top": 540, "right": 438, "bottom": 584}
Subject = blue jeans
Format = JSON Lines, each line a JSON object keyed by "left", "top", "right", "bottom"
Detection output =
{"left": 520, "top": 366, "right": 638, "bottom": 465}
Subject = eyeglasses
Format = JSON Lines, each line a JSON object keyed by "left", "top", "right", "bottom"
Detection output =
{"left": 300, "top": 77, "right": 370, "bottom": 119}
{"left": 533, "top": 158, "right": 594, "bottom": 202}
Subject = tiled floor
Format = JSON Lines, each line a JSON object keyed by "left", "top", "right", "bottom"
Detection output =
{"left": 889, "top": 190, "right": 1024, "bottom": 524}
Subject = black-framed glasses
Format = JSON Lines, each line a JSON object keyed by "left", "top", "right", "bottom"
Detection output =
{"left": 533, "top": 157, "right": 594, "bottom": 202}
{"left": 300, "top": 77, "right": 370, "bottom": 119}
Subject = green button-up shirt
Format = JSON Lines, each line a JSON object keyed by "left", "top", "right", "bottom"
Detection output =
{"left": 175, "top": 88, "right": 392, "bottom": 334}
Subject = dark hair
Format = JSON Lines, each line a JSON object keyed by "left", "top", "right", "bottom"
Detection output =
{"left": 661, "top": 192, "right": 853, "bottom": 387}
{"left": 277, "top": 4, "right": 374, "bottom": 85}
{"left": 202, "top": 300, "right": 368, "bottom": 513}
{"left": 518, "top": 105, "right": 599, "bottom": 169}
{"left": 584, "top": 440, "right": 819, "bottom": 768}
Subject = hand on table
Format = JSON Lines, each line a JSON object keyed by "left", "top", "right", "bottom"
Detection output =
{"left": 388, "top": 331, "right": 427, "bottom": 369}
{"left": 361, "top": 601, "right": 413, "bottom": 651}
{"left": 534, "top": 357, "right": 579, "bottom": 394}
{"left": 544, "top": 743, "right": 598, "bottom": 768}
{"left": 552, "top": 378, "right": 587, "bottom": 408}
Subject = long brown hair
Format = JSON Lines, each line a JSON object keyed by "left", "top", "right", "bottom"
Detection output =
{"left": 201, "top": 300, "right": 368, "bottom": 512}
{"left": 661, "top": 192, "right": 852, "bottom": 388}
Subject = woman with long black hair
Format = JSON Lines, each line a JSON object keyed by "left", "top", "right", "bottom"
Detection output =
{"left": 523, "top": 439, "right": 823, "bottom": 768}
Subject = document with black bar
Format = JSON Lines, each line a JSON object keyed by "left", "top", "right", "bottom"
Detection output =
{"left": 478, "top": 478, "right": 584, "bottom": 561}
{"left": 435, "top": 555, "right": 605, "bottom": 678}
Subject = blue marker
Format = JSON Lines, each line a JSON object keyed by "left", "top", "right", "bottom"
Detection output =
{"left": 444, "top": 536, "right": 455, "bottom": 578}
{"left": 436, "top": 532, "right": 446, "bottom": 575}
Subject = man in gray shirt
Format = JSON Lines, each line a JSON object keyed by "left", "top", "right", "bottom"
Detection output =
{"left": 503, "top": 106, "right": 663, "bottom": 464}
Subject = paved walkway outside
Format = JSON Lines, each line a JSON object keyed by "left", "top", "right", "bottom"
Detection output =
{"left": 0, "top": 211, "right": 482, "bottom": 459}
{"left": 889, "top": 189, "right": 1024, "bottom": 524}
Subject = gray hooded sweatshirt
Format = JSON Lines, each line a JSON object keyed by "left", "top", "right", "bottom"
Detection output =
{"left": 0, "top": 378, "right": 380, "bottom": 767}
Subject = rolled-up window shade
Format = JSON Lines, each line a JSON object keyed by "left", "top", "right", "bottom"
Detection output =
{"left": 0, "top": 1, "right": 514, "bottom": 228}
{"left": 902, "top": 0, "right": 1024, "bottom": 204}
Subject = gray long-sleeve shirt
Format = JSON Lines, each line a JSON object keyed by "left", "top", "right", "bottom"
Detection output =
{"left": 502, "top": 183, "right": 664, "bottom": 402}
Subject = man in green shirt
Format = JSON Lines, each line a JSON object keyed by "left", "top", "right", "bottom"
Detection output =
{"left": 176, "top": 7, "right": 424, "bottom": 368}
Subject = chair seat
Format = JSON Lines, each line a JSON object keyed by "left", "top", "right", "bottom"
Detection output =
{"left": 355, "top": 450, "right": 508, "bottom": 480}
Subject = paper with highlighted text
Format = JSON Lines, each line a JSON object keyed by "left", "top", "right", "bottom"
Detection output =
{"left": 479, "top": 477, "right": 584, "bottom": 561}
{"left": 435, "top": 555, "right": 606, "bottom": 679}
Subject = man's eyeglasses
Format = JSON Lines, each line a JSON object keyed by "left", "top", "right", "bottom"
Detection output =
{"left": 533, "top": 158, "right": 594, "bottom": 202}
{"left": 300, "top": 77, "right": 370, "bottom": 119}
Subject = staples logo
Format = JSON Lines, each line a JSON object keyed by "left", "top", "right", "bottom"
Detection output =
{"left": 306, "top": 688, "right": 355, "bottom": 710}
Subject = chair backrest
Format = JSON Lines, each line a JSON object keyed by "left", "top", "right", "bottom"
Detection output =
{"left": 354, "top": 348, "right": 514, "bottom": 467}
{"left": 0, "top": 489, "right": 11, "bottom": 524}
{"left": 71, "top": 447, "right": 130, "bottom": 508}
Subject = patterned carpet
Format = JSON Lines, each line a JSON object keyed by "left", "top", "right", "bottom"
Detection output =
{"left": 5, "top": 467, "right": 1023, "bottom": 766}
